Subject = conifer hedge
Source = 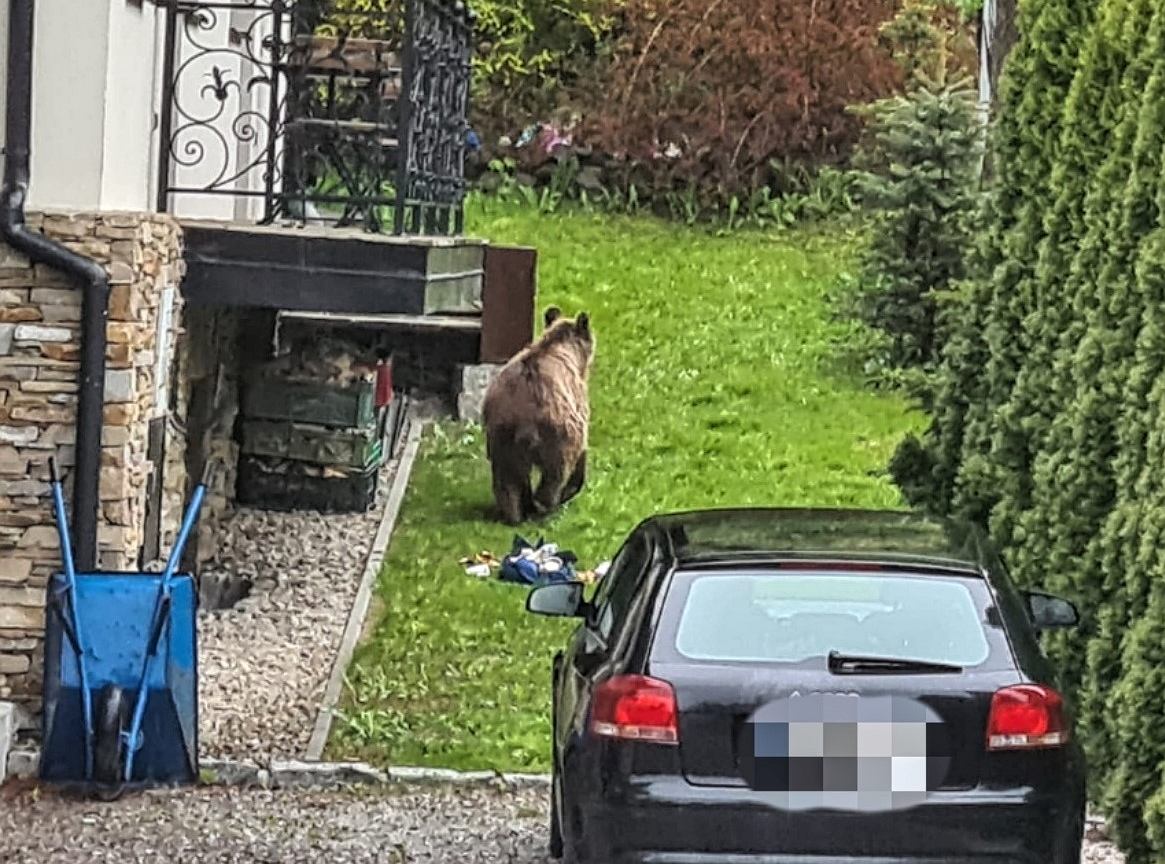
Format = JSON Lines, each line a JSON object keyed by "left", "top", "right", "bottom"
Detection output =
{"left": 890, "top": 0, "right": 1165, "bottom": 859}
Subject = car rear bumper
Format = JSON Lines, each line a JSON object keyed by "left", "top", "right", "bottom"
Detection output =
{"left": 578, "top": 776, "right": 1077, "bottom": 864}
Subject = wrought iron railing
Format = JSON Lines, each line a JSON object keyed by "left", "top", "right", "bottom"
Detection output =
{"left": 155, "top": 0, "right": 473, "bottom": 235}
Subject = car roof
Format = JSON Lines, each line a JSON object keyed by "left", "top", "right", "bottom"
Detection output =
{"left": 641, "top": 508, "right": 992, "bottom": 575}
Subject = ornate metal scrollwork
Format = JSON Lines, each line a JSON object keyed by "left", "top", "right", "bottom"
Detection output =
{"left": 156, "top": 0, "right": 472, "bottom": 235}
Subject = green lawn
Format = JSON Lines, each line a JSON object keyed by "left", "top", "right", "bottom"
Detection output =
{"left": 328, "top": 202, "right": 924, "bottom": 772}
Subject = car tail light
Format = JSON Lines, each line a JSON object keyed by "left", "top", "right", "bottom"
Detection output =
{"left": 591, "top": 675, "right": 679, "bottom": 745}
{"left": 986, "top": 684, "right": 1069, "bottom": 751}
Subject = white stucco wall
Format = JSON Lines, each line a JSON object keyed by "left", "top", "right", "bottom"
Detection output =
{"left": 28, "top": 0, "right": 112, "bottom": 210}
{"left": 101, "top": 0, "right": 162, "bottom": 211}
{"left": 2, "top": 0, "right": 159, "bottom": 213}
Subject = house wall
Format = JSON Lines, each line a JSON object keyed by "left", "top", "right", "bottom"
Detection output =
{"left": 0, "top": 211, "right": 185, "bottom": 710}
{"left": 101, "top": 0, "right": 164, "bottom": 211}
{"left": 1, "top": 1, "right": 289, "bottom": 222}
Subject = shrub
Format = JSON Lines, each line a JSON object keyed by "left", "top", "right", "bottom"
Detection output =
{"left": 578, "top": 0, "right": 906, "bottom": 205}
{"left": 947, "top": 0, "right": 1097, "bottom": 534}
{"left": 888, "top": 0, "right": 1165, "bottom": 858}
{"left": 322, "top": 0, "right": 619, "bottom": 134}
{"left": 847, "top": 76, "right": 981, "bottom": 378}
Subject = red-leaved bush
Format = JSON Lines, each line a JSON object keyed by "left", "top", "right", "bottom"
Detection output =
{"left": 581, "top": 0, "right": 904, "bottom": 195}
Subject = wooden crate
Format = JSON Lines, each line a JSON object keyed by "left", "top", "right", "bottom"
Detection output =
{"left": 241, "top": 372, "right": 377, "bottom": 429}
{"left": 236, "top": 455, "right": 380, "bottom": 514}
{"left": 239, "top": 417, "right": 382, "bottom": 469}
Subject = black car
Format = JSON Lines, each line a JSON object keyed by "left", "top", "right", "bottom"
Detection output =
{"left": 527, "top": 508, "right": 1086, "bottom": 864}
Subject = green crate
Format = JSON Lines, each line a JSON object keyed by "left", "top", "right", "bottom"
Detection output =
{"left": 236, "top": 455, "right": 380, "bottom": 514}
{"left": 241, "top": 372, "right": 376, "bottom": 428}
{"left": 239, "top": 418, "right": 383, "bottom": 468}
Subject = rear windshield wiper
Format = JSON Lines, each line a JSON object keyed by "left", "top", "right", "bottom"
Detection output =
{"left": 827, "top": 650, "right": 963, "bottom": 675}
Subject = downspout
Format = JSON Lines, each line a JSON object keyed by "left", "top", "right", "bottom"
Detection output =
{"left": 1, "top": 0, "right": 109, "bottom": 570}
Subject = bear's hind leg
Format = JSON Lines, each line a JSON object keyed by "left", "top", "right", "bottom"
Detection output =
{"left": 532, "top": 461, "right": 568, "bottom": 516}
{"left": 520, "top": 480, "right": 537, "bottom": 521}
{"left": 491, "top": 455, "right": 531, "bottom": 526}
{"left": 560, "top": 450, "right": 587, "bottom": 505}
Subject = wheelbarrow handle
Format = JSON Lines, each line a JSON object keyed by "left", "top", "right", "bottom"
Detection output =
{"left": 200, "top": 461, "right": 217, "bottom": 489}
{"left": 49, "top": 457, "right": 60, "bottom": 486}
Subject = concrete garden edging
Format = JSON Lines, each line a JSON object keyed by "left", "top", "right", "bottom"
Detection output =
{"left": 304, "top": 420, "right": 426, "bottom": 760}
{"left": 5, "top": 747, "right": 550, "bottom": 792}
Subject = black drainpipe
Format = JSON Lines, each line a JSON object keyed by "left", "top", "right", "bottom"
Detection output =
{"left": 2, "top": 0, "right": 109, "bottom": 571}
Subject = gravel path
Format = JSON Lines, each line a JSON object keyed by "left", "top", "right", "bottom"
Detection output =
{"left": 0, "top": 784, "right": 552, "bottom": 863}
{"left": 0, "top": 783, "right": 1127, "bottom": 864}
{"left": 198, "top": 456, "right": 399, "bottom": 761}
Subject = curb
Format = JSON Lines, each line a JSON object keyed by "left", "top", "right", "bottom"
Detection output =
{"left": 304, "top": 419, "right": 427, "bottom": 761}
{"left": 7, "top": 747, "right": 550, "bottom": 792}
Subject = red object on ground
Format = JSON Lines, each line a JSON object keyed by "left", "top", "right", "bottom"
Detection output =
{"left": 375, "top": 357, "right": 393, "bottom": 407}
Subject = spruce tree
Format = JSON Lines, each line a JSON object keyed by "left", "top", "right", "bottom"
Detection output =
{"left": 853, "top": 78, "right": 982, "bottom": 376}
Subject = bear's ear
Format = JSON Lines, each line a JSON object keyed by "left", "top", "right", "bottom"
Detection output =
{"left": 544, "top": 306, "right": 562, "bottom": 328}
{"left": 576, "top": 312, "right": 591, "bottom": 335}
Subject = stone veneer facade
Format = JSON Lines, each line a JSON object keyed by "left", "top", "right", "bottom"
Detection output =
{"left": 0, "top": 212, "right": 186, "bottom": 710}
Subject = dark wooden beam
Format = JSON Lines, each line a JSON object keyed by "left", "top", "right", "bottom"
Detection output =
{"left": 480, "top": 245, "right": 536, "bottom": 364}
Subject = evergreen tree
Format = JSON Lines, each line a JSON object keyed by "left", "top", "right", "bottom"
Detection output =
{"left": 1103, "top": 357, "right": 1165, "bottom": 860}
{"left": 892, "top": 0, "right": 1091, "bottom": 521}
{"left": 946, "top": 0, "right": 1094, "bottom": 528}
{"left": 852, "top": 78, "right": 982, "bottom": 376}
{"left": 987, "top": 0, "right": 1150, "bottom": 554}
{"left": 1010, "top": 1, "right": 1164, "bottom": 705}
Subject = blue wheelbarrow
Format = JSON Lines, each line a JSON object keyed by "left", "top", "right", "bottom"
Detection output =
{"left": 40, "top": 459, "right": 212, "bottom": 798}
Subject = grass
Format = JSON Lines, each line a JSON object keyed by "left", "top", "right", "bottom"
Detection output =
{"left": 327, "top": 201, "right": 924, "bottom": 772}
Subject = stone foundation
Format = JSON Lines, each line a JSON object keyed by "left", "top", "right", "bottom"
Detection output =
{"left": 0, "top": 212, "right": 185, "bottom": 709}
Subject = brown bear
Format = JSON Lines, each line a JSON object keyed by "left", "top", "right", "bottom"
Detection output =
{"left": 482, "top": 306, "right": 594, "bottom": 525}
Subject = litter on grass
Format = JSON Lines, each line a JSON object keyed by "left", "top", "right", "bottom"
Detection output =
{"left": 460, "top": 537, "right": 610, "bottom": 587}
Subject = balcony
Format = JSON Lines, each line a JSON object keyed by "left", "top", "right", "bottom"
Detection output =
{"left": 155, "top": 0, "right": 510, "bottom": 321}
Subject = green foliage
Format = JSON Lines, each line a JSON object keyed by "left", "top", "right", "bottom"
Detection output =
{"left": 847, "top": 76, "right": 982, "bottom": 383}
{"left": 329, "top": 204, "right": 921, "bottom": 771}
{"left": 477, "top": 155, "right": 861, "bottom": 231}
{"left": 949, "top": 0, "right": 1097, "bottom": 536}
{"left": 891, "top": 0, "right": 1092, "bottom": 526}
{"left": 993, "top": 0, "right": 1151, "bottom": 558}
{"left": 887, "top": 0, "right": 1165, "bottom": 858}
{"left": 324, "top": 0, "right": 618, "bottom": 127}
{"left": 469, "top": 0, "right": 617, "bottom": 122}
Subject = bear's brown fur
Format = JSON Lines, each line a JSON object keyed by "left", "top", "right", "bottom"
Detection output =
{"left": 482, "top": 306, "right": 594, "bottom": 525}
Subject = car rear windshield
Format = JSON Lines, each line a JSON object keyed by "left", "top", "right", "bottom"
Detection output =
{"left": 670, "top": 571, "right": 992, "bottom": 668}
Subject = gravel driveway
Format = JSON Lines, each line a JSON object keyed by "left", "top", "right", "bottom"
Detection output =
{"left": 0, "top": 782, "right": 1127, "bottom": 864}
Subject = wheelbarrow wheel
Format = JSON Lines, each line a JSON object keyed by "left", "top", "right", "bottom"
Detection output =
{"left": 93, "top": 684, "right": 128, "bottom": 800}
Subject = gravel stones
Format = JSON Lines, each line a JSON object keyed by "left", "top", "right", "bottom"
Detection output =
{"left": 0, "top": 783, "right": 1128, "bottom": 864}
{"left": 0, "top": 784, "right": 555, "bottom": 864}
{"left": 198, "top": 458, "right": 398, "bottom": 761}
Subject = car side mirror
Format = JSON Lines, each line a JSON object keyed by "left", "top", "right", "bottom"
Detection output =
{"left": 1024, "top": 590, "right": 1079, "bottom": 630}
{"left": 527, "top": 582, "right": 587, "bottom": 618}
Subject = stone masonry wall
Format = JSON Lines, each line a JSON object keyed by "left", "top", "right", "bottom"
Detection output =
{"left": 0, "top": 212, "right": 185, "bottom": 709}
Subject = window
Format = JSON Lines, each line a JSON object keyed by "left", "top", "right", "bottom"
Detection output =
{"left": 592, "top": 534, "right": 651, "bottom": 643}
{"left": 673, "top": 572, "right": 991, "bottom": 667}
